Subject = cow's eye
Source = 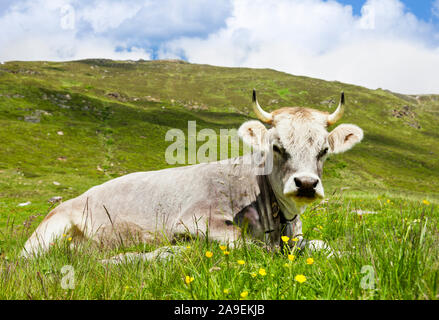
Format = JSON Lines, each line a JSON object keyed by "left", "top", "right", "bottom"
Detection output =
{"left": 318, "top": 147, "right": 329, "bottom": 159}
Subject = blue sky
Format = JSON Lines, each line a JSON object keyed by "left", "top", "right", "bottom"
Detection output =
{"left": 0, "top": 0, "right": 438, "bottom": 94}
{"left": 338, "top": 0, "right": 438, "bottom": 20}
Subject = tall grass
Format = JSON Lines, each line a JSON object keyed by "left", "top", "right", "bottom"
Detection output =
{"left": 0, "top": 193, "right": 437, "bottom": 300}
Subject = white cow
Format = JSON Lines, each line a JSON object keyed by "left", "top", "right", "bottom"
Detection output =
{"left": 22, "top": 90, "right": 363, "bottom": 258}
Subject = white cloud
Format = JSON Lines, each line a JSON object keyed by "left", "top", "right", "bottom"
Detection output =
{"left": 433, "top": 0, "right": 439, "bottom": 18}
{"left": 0, "top": 0, "right": 151, "bottom": 61}
{"left": 160, "top": 0, "right": 439, "bottom": 94}
{"left": 0, "top": 0, "right": 438, "bottom": 94}
{"left": 0, "top": 0, "right": 231, "bottom": 61}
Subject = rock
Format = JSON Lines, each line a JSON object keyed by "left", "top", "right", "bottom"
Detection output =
{"left": 107, "top": 92, "right": 121, "bottom": 99}
{"left": 57, "top": 131, "right": 64, "bottom": 136}
{"left": 48, "top": 196, "right": 62, "bottom": 204}
{"left": 24, "top": 116, "right": 40, "bottom": 123}
{"left": 17, "top": 201, "right": 31, "bottom": 207}
{"left": 34, "top": 110, "right": 51, "bottom": 116}
{"left": 320, "top": 99, "right": 335, "bottom": 106}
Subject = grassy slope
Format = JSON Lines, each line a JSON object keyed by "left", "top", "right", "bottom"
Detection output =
{"left": 0, "top": 59, "right": 438, "bottom": 299}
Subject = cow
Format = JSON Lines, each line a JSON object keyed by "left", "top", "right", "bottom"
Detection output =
{"left": 22, "top": 90, "right": 363, "bottom": 258}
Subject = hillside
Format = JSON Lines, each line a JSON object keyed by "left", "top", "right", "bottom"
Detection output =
{"left": 0, "top": 58, "right": 438, "bottom": 215}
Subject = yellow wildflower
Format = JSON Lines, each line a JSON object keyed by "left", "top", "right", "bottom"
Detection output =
{"left": 294, "top": 274, "right": 307, "bottom": 283}
{"left": 281, "top": 236, "right": 290, "bottom": 243}
{"left": 67, "top": 237, "right": 72, "bottom": 241}
{"left": 186, "top": 245, "right": 191, "bottom": 249}
{"left": 185, "top": 276, "right": 194, "bottom": 285}
{"left": 251, "top": 273, "right": 257, "bottom": 278}
{"left": 223, "top": 250, "right": 230, "bottom": 256}
{"left": 306, "top": 258, "right": 314, "bottom": 265}
{"left": 62, "top": 234, "right": 66, "bottom": 237}
{"left": 240, "top": 291, "right": 249, "bottom": 299}
{"left": 219, "top": 245, "right": 227, "bottom": 251}
{"left": 292, "top": 238, "right": 299, "bottom": 242}
{"left": 223, "top": 289, "right": 230, "bottom": 294}
{"left": 423, "top": 200, "right": 430, "bottom": 205}
{"left": 288, "top": 254, "right": 295, "bottom": 261}
{"left": 237, "top": 260, "right": 245, "bottom": 265}
{"left": 205, "top": 251, "right": 213, "bottom": 258}
{"left": 259, "top": 268, "right": 267, "bottom": 276}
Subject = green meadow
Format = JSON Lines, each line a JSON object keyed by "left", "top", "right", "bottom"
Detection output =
{"left": 0, "top": 59, "right": 438, "bottom": 299}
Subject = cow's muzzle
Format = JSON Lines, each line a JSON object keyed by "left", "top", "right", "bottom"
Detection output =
{"left": 284, "top": 174, "right": 324, "bottom": 203}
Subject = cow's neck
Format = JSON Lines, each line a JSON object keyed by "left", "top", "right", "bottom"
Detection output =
{"left": 266, "top": 174, "right": 304, "bottom": 220}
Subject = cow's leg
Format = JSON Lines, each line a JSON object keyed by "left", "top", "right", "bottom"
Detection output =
{"left": 202, "top": 212, "right": 248, "bottom": 249}
{"left": 100, "top": 246, "right": 186, "bottom": 265}
{"left": 283, "top": 216, "right": 334, "bottom": 256}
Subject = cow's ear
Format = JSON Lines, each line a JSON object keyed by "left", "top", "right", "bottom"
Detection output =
{"left": 238, "top": 120, "right": 269, "bottom": 152}
{"left": 328, "top": 124, "right": 363, "bottom": 154}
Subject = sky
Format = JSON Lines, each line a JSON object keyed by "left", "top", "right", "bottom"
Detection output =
{"left": 1, "top": 0, "right": 439, "bottom": 94}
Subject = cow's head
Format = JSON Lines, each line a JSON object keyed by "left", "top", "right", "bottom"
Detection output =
{"left": 239, "top": 90, "right": 363, "bottom": 216}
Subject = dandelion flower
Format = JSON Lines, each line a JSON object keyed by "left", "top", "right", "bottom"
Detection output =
{"left": 288, "top": 254, "right": 295, "bottom": 261}
{"left": 205, "top": 251, "right": 213, "bottom": 258}
{"left": 223, "top": 251, "right": 230, "bottom": 256}
{"left": 281, "top": 236, "right": 290, "bottom": 243}
{"left": 251, "top": 273, "right": 257, "bottom": 278}
{"left": 237, "top": 260, "right": 245, "bottom": 265}
{"left": 240, "top": 291, "right": 249, "bottom": 298}
{"left": 223, "top": 289, "right": 229, "bottom": 294}
{"left": 62, "top": 234, "right": 66, "bottom": 237}
{"left": 423, "top": 200, "right": 430, "bottom": 205}
{"left": 219, "top": 245, "right": 227, "bottom": 251}
{"left": 259, "top": 268, "right": 267, "bottom": 276}
{"left": 186, "top": 245, "right": 191, "bottom": 249}
{"left": 67, "top": 237, "right": 72, "bottom": 241}
{"left": 295, "top": 274, "right": 307, "bottom": 283}
{"left": 306, "top": 258, "right": 314, "bottom": 265}
{"left": 185, "top": 276, "right": 194, "bottom": 285}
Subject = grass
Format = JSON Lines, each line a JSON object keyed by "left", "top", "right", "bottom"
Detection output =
{"left": 0, "top": 59, "right": 438, "bottom": 299}
{"left": 0, "top": 192, "right": 437, "bottom": 299}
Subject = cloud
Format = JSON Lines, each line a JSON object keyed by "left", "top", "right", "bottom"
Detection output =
{"left": 433, "top": 0, "right": 439, "bottom": 19}
{"left": 0, "top": 0, "right": 438, "bottom": 93}
{"left": 160, "top": 0, "right": 439, "bottom": 94}
{"left": 0, "top": 0, "right": 232, "bottom": 61}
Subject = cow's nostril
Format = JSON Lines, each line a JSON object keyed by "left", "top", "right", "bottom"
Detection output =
{"left": 294, "top": 177, "right": 319, "bottom": 193}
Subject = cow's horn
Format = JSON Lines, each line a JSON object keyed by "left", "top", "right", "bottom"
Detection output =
{"left": 327, "top": 92, "right": 345, "bottom": 125}
{"left": 252, "top": 89, "right": 273, "bottom": 123}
